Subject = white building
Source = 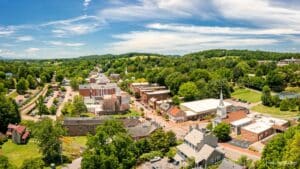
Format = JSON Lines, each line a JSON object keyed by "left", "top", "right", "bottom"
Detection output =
{"left": 174, "top": 127, "right": 224, "bottom": 167}
{"left": 181, "top": 98, "right": 232, "bottom": 120}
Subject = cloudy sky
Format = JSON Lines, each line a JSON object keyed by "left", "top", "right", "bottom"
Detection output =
{"left": 1, "top": 0, "right": 300, "bottom": 58}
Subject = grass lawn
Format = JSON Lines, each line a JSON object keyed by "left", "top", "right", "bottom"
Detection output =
{"left": 285, "top": 86, "right": 300, "bottom": 93}
{"left": 61, "top": 136, "right": 87, "bottom": 160}
{"left": 8, "top": 91, "right": 18, "bottom": 99}
{"left": 0, "top": 139, "right": 41, "bottom": 168}
{"left": 251, "top": 104, "right": 299, "bottom": 118}
{"left": 232, "top": 88, "right": 262, "bottom": 103}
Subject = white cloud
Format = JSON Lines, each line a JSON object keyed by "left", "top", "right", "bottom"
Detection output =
{"left": 16, "top": 36, "right": 34, "bottom": 42}
{"left": 100, "top": 0, "right": 214, "bottom": 21}
{"left": 25, "top": 47, "right": 40, "bottom": 53}
{"left": 0, "top": 49, "right": 15, "bottom": 56}
{"left": 213, "top": 0, "right": 300, "bottom": 29}
{"left": 83, "top": 0, "right": 92, "bottom": 8}
{"left": 48, "top": 41, "right": 85, "bottom": 47}
{"left": 147, "top": 23, "right": 300, "bottom": 35}
{"left": 43, "top": 15, "right": 105, "bottom": 37}
{"left": 108, "top": 29, "right": 278, "bottom": 54}
{"left": 0, "top": 27, "right": 15, "bottom": 36}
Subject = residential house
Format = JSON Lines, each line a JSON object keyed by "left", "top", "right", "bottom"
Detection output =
{"left": 167, "top": 106, "right": 186, "bottom": 123}
{"left": 174, "top": 127, "right": 224, "bottom": 168}
{"left": 6, "top": 124, "right": 30, "bottom": 144}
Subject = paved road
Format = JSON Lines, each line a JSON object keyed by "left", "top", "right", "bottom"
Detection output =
{"left": 46, "top": 91, "right": 59, "bottom": 108}
{"left": 219, "top": 143, "right": 260, "bottom": 161}
{"left": 19, "top": 85, "right": 49, "bottom": 121}
{"left": 133, "top": 100, "right": 208, "bottom": 139}
{"left": 56, "top": 86, "right": 78, "bottom": 118}
{"left": 62, "top": 157, "right": 82, "bottom": 169}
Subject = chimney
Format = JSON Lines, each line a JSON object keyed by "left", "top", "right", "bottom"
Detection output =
{"left": 195, "top": 124, "right": 199, "bottom": 130}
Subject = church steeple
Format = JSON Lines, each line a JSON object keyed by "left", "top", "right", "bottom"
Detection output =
{"left": 217, "top": 88, "right": 227, "bottom": 119}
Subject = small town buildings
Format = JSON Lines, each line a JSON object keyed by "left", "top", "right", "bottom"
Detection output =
{"left": 141, "top": 90, "right": 171, "bottom": 104}
{"left": 109, "top": 73, "right": 120, "bottom": 80}
{"left": 241, "top": 122, "right": 273, "bottom": 142}
{"left": 174, "top": 127, "right": 224, "bottom": 167}
{"left": 157, "top": 102, "right": 172, "bottom": 114}
{"left": 277, "top": 57, "right": 300, "bottom": 66}
{"left": 127, "top": 120, "right": 160, "bottom": 140}
{"left": 63, "top": 117, "right": 109, "bottom": 136}
{"left": 6, "top": 124, "right": 30, "bottom": 144}
{"left": 218, "top": 159, "right": 244, "bottom": 169}
{"left": 167, "top": 107, "right": 186, "bottom": 123}
{"left": 79, "top": 83, "right": 120, "bottom": 97}
{"left": 181, "top": 98, "right": 232, "bottom": 120}
{"left": 63, "top": 117, "right": 158, "bottom": 138}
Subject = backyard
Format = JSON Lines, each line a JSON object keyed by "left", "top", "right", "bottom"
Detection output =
{"left": 0, "top": 139, "right": 41, "bottom": 168}
{"left": 232, "top": 88, "right": 262, "bottom": 103}
{"left": 251, "top": 104, "right": 299, "bottom": 119}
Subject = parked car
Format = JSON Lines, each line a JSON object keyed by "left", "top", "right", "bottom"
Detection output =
{"left": 150, "top": 157, "right": 161, "bottom": 163}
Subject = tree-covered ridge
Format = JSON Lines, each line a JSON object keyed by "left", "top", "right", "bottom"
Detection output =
{"left": 184, "top": 49, "right": 300, "bottom": 61}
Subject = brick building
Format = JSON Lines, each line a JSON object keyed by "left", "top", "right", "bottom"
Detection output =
{"left": 141, "top": 90, "right": 170, "bottom": 104}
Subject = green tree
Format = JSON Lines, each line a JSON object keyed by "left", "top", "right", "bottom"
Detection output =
{"left": 72, "top": 95, "right": 87, "bottom": 115}
{"left": 26, "top": 75, "right": 37, "bottom": 89}
{"left": 20, "top": 157, "right": 44, "bottom": 169}
{"left": 261, "top": 85, "right": 272, "bottom": 106}
{"left": 280, "top": 99, "right": 290, "bottom": 111}
{"left": 36, "top": 96, "right": 49, "bottom": 116}
{"left": 0, "top": 95, "right": 20, "bottom": 133}
{"left": 16, "top": 78, "right": 29, "bottom": 94}
{"left": 213, "top": 122, "right": 231, "bottom": 142}
{"left": 55, "top": 73, "right": 64, "bottom": 83}
{"left": 0, "top": 155, "right": 13, "bottom": 169}
{"left": 172, "top": 95, "right": 181, "bottom": 105}
{"left": 178, "top": 82, "right": 199, "bottom": 101}
{"left": 82, "top": 120, "right": 137, "bottom": 169}
{"left": 33, "top": 118, "right": 65, "bottom": 165}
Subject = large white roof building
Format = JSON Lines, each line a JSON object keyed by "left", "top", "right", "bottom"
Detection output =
{"left": 180, "top": 99, "right": 232, "bottom": 117}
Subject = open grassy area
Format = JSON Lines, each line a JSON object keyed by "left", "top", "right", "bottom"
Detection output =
{"left": 0, "top": 139, "right": 41, "bottom": 168}
{"left": 285, "top": 86, "right": 300, "bottom": 93}
{"left": 232, "top": 88, "right": 262, "bottom": 103}
{"left": 62, "top": 136, "right": 87, "bottom": 160}
{"left": 251, "top": 104, "right": 299, "bottom": 119}
{"left": 8, "top": 90, "right": 18, "bottom": 99}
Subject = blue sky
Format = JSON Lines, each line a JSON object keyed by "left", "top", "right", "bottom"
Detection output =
{"left": 1, "top": 0, "right": 300, "bottom": 58}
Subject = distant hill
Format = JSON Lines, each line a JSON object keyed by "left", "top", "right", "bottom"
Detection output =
{"left": 183, "top": 49, "right": 300, "bottom": 60}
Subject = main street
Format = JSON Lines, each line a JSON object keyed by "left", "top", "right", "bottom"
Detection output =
{"left": 132, "top": 99, "right": 208, "bottom": 139}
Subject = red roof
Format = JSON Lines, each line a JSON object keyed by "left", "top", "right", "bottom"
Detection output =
{"left": 22, "top": 131, "right": 30, "bottom": 140}
{"left": 222, "top": 110, "right": 248, "bottom": 124}
{"left": 7, "top": 124, "right": 17, "bottom": 129}
{"left": 15, "top": 125, "right": 26, "bottom": 134}
{"left": 168, "top": 107, "right": 185, "bottom": 117}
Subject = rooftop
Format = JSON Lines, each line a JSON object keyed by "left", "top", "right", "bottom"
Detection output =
{"left": 146, "top": 90, "right": 170, "bottom": 95}
{"left": 218, "top": 159, "right": 244, "bottom": 169}
{"left": 231, "top": 117, "right": 252, "bottom": 126}
{"left": 242, "top": 122, "right": 272, "bottom": 134}
{"left": 181, "top": 99, "right": 232, "bottom": 114}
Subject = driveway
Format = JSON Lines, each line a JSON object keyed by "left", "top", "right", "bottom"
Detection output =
{"left": 63, "top": 157, "right": 82, "bottom": 169}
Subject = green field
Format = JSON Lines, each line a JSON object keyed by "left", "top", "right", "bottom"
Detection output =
{"left": 8, "top": 91, "right": 18, "bottom": 99}
{"left": 0, "top": 139, "right": 41, "bottom": 168}
{"left": 232, "top": 88, "right": 262, "bottom": 103}
{"left": 62, "top": 136, "right": 87, "bottom": 160}
{"left": 251, "top": 104, "right": 299, "bottom": 118}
